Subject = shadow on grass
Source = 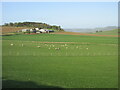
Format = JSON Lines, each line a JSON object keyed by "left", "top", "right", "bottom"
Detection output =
{"left": 2, "top": 79, "right": 64, "bottom": 89}
{"left": 2, "top": 33, "right": 21, "bottom": 36}
{"left": 2, "top": 34, "right": 13, "bottom": 36}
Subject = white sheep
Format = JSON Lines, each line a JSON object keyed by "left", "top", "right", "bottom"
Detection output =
{"left": 76, "top": 46, "right": 78, "bottom": 48}
{"left": 86, "top": 48, "right": 88, "bottom": 50}
{"left": 10, "top": 43, "right": 14, "bottom": 46}
{"left": 55, "top": 48, "right": 60, "bottom": 50}
{"left": 65, "top": 44, "right": 67, "bottom": 46}
{"left": 37, "top": 46, "right": 41, "bottom": 48}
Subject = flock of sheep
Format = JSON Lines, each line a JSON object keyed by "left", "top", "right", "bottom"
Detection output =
{"left": 10, "top": 43, "right": 89, "bottom": 51}
{"left": 9, "top": 42, "right": 117, "bottom": 56}
{"left": 36, "top": 43, "right": 89, "bottom": 50}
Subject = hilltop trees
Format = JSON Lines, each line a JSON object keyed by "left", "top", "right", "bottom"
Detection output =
{"left": 3, "top": 22, "right": 64, "bottom": 31}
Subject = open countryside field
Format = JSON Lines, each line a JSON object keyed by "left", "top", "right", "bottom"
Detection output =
{"left": 2, "top": 29, "right": 118, "bottom": 88}
{"left": 90, "top": 29, "right": 119, "bottom": 35}
{"left": 54, "top": 29, "right": 119, "bottom": 37}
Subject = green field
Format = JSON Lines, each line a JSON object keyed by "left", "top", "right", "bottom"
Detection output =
{"left": 90, "top": 29, "right": 118, "bottom": 35}
{"left": 2, "top": 33, "right": 118, "bottom": 88}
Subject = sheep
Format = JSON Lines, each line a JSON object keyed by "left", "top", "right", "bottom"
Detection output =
{"left": 76, "top": 46, "right": 78, "bottom": 48}
{"left": 65, "top": 44, "right": 67, "bottom": 46}
{"left": 49, "top": 48, "right": 51, "bottom": 49}
{"left": 37, "top": 46, "right": 41, "bottom": 48}
{"left": 86, "top": 48, "right": 88, "bottom": 50}
{"left": 10, "top": 43, "right": 14, "bottom": 46}
{"left": 55, "top": 48, "right": 60, "bottom": 50}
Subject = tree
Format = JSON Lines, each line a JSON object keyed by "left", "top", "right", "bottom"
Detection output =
{"left": 9, "top": 22, "right": 14, "bottom": 26}
{"left": 2, "top": 22, "right": 64, "bottom": 31}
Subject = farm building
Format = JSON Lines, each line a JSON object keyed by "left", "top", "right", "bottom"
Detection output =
{"left": 21, "top": 28, "right": 54, "bottom": 34}
{"left": 39, "top": 29, "right": 47, "bottom": 33}
{"left": 39, "top": 29, "right": 54, "bottom": 33}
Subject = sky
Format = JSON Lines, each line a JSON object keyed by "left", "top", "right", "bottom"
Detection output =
{"left": 2, "top": 2, "right": 118, "bottom": 28}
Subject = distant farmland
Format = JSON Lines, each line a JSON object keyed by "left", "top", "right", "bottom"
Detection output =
{"left": 90, "top": 29, "right": 118, "bottom": 35}
{"left": 2, "top": 27, "right": 118, "bottom": 88}
{"left": 2, "top": 26, "right": 27, "bottom": 33}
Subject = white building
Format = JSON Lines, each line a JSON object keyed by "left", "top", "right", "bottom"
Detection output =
{"left": 35, "top": 28, "right": 40, "bottom": 30}
{"left": 39, "top": 29, "right": 47, "bottom": 33}
{"left": 30, "top": 29, "right": 33, "bottom": 32}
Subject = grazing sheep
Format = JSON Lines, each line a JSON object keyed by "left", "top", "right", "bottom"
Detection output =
{"left": 37, "top": 46, "right": 41, "bottom": 48}
{"left": 86, "top": 48, "right": 88, "bottom": 50}
{"left": 65, "top": 44, "right": 67, "bottom": 46}
{"left": 76, "top": 46, "right": 78, "bottom": 48}
{"left": 10, "top": 43, "right": 14, "bottom": 46}
{"left": 55, "top": 48, "right": 60, "bottom": 50}
{"left": 49, "top": 48, "right": 51, "bottom": 49}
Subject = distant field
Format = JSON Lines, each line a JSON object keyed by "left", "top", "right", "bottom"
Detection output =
{"left": 2, "top": 32, "right": 118, "bottom": 88}
{"left": 2, "top": 26, "right": 27, "bottom": 33}
{"left": 90, "top": 29, "right": 118, "bottom": 35}
{"left": 54, "top": 30, "right": 119, "bottom": 37}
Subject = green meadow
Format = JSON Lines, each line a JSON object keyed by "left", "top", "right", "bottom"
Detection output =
{"left": 2, "top": 32, "right": 118, "bottom": 88}
{"left": 90, "top": 29, "right": 118, "bottom": 35}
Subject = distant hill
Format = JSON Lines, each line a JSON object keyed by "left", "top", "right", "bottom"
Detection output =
{"left": 2, "top": 22, "right": 64, "bottom": 31}
{"left": 64, "top": 26, "right": 118, "bottom": 33}
{"left": 94, "top": 26, "right": 118, "bottom": 31}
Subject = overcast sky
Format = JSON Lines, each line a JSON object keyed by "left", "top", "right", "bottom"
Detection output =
{"left": 2, "top": 2, "right": 118, "bottom": 28}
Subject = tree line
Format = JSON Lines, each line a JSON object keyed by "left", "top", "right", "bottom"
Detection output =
{"left": 3, "top": 22, "right": 64, "bottom": 31}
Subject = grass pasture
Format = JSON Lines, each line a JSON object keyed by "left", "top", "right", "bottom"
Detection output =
{"left": 2, "top": 32, "right": 118, "bottom": 88}
{"left": 90, "top": 29, "right": 118, "bottom": 35}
